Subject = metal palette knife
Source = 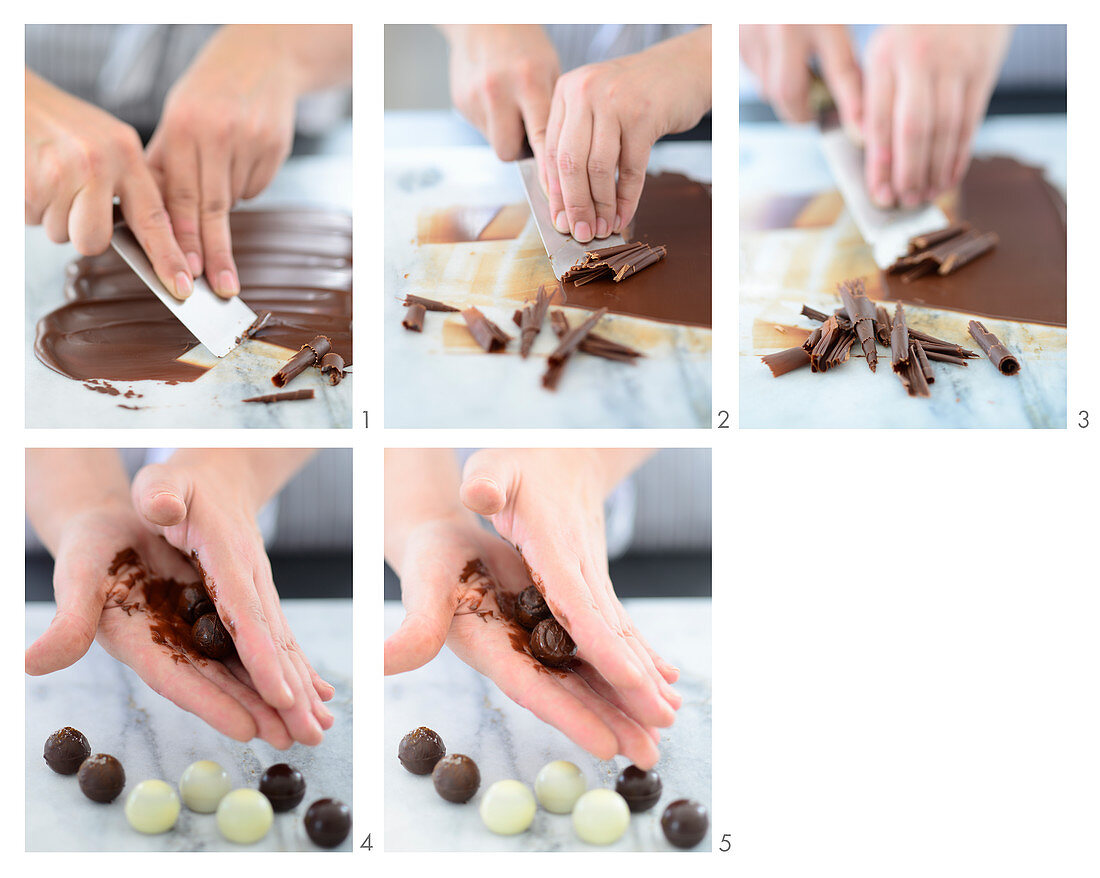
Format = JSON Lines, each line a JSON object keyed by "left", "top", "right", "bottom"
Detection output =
{"left": 110, "top": 225, "right": 257, "bottom": 358}
{"left": 516, "top": 157, "right": 627, "bottom": 280}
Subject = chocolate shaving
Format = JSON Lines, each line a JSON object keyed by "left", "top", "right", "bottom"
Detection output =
{"left": 543, "top": 308, "right": 607, "bottom": 390}
{"left": 402, "top": 294, "right": 459, "bottom": 312}
{"left": 888, "top": 224, "right": 998, "bottom": 279}
{"left": 896, "top": 342, "right": 932, "bottom": 397}
{"left": 242, "top": 389, "right": 315, "bottom": 403}
{"left": 875, "top": 305, "right": 893, "bottom": 346}
{"left": 516, "top": 284, "right": 553, "bottom": 358}
{"left": 319, "top": 352, "right": 346, "bottom": 385}
{"left": 968, "top": 320, "right": 1020, "bottom": 375}
{"left": 912, "top": 339, "right": 935, "bottom": 384}
{"left": 461, "top": 307, "right": 512, "bottom": 353}
{"left": 402, "top": 303, "right": 426, "bottom": 332}
{"left": 560, "top": 242, "right": 667, "bottom": 285}
{"left": 908, "top": 222, "right": 972, "bottom": 252}
{"left": 549, "top": 310, "right": 642, "bottom": 362}
{"left": 271, "top": 335, "right": 331, "bottom": 387}
{"left": 837, "top": 278, "right": 878, "bottom": 371}
{"left": 804, "top": 303, "right": 976, "bottom": 357}
{"left": 761, "top": 347, "right": 812, "bottom": 377}
{"left": 890, "top": 303, "right": 910, "bottom": 373}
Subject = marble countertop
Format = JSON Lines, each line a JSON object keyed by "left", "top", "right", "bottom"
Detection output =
{"left": 25, "top": 598, "right": 352, "bottom": 852}
{"left": 25, "top": 144, "right": 353, "bottom": 429}
{"left": 740, "top": 115, "right": 1067, "bottom": 428}
{"left": 384, "top": 597, "right": 712, "bottom": 851}
{"left": 383, "top": 135, "right": 711, "bottom": 429}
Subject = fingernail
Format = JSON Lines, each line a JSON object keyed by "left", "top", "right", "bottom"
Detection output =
{"left": 217, "top": 270, "right": 240, "bottom": 295}
{"left": 553, "top": 211, "right": 569, "bottom": 234}
{"left": 185, "top": 251, "right": 202, "bottom": 276}
{"left": 574, "top": 221, "right": 592, "bottom": 243}
{"left": 872, "top": 185, "right": 894, "bottom": 208}
{"left": 595, "top": 218, "right": 609, "bottom": 238}
{"left": 613, "top": 214, "right": 623, "bottom": 233}
{"left": 174, "top": 271, "right": 193, "bottom": 298}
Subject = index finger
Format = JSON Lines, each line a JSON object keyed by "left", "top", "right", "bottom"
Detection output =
{"left": 518, "top": 84, "right": 553, "bottom": 191}
{"left": 117, "top": 167, "right": 193, "bottom": 300}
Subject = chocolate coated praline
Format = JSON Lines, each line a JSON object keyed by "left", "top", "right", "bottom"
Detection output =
{"left": 615, "top": 765, "right": 662, "bottom": 812}
{"left": 661, "top": 799, "right": 709, "bottom": 849}
{"left": 259, "top": 763, "right": 306, "bottom": 812}
{"left": 178, "top": 584, "right": 214, "bottom": 624}
{"left": 44, "top": 726, "right": 91, "bottom": 775}
{"left": 304, "top": 798, "right": 351, "bottom": 848}
{"left": 193, "top": 613, "right": 234, "bottom": 659}
{"left": 398, "top": 727, "right": 446, "bottom": 775}
{"left": 78, "top": 753, "right": 126, "bottom": 803}
{"left": 515, "top": 585, "right": 552, "bottom": 630}
{"left": 432, "top": 754, "right": 480, "bottom": 803}
{"left": 530, "top": 618, "right": 577, "bottom": 668}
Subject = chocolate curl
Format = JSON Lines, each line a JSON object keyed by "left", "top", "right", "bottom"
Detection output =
{"left": 923, "top": 350, "right": 969, "bottom": 366}
{"left": 837, "top": 278, "right": 878, "bottom": 372}
{"left": 461, "top": 307, "right": 512, "bottom": 352}
{"left": 542, "top": 308, "right": 607, "bottom": 390}
{"left": 243, "top": 389, "right": 316, "bottom": 403}
{"left": 890, "top": 303, "right": 910, "bottom": 373}
{"left": 401, "top": 294, "right": 459, "bottom": 312}
{"left": 549, "top": 311, "right": 643, "bottom": 362}
{"left": 762, "top": 347, "right": 811, "bottom": 377}
{"left": 874, "top": 305, "right": 893, "bottom": 346}
{"left": 938, "top": 231, "right": 999, "bottom": 275}
{"left": 517, "top": 284, "right": 553, "bottom": 358}
{"left": 561, "top": 242, "right": 667, "bottom": 285}
{"left": 800, "top": 305, "right": 830, "bottom": 323}
{"left": 272, "top": 335, "right": 331, "bottom": 387}
{"left": 889, "top": 227, "right": 998, "bottom": 279}
{"left": 908, "top": 222, "right": 971, "bottom": 252}
{"left": 402, "top": 303, "right": 426, "bottom": 332}
{"left": 895, "top": 342, "right": 931, "bottom": 398}
{"left": 320, "top": 352, "right": 346, "bottom": 385}
{"left": 912, "top": 339, "right": 935, "bottom": 384}
{"left": 968, "top": 320, "right": 1020, "bottom": 375}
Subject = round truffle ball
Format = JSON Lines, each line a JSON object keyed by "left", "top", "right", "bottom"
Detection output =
{"left": 259, "top": 763, "right": 306, "bottom": 812}
{"left": 216, "top": 788, "right": 274, "bottom": 845}
{"left": 179, "top": 760, "right": 231, "bottom": 813}
{"left": 43, "top": 726, "right": 91, "bottom": 775}
{"left": 529, "top": 618, "right": 577, "bottom": 668}
{"left": 660, "top": 799, "right": 709, "bottom": 849}
{"left": 514, "top": 585, "right": 552, "bottom": 629}
{"left": 571, "top": 788, "right": 630, "bottom": 845}
{"left": 125, "top": 779, "right": 181, "bottom": 834}
{"left": 534, "top": 760, "right": 587, "bottom": 814}
{"left": 192, "top": 612, "right": 234, "bottom": 660}
{"left": 614, "top": 765, "right": 662, "bottom": 812}
{"left": 178, "top": 584, "right": 214, "bottom": 624}
{"left": 304, "top": 798, "right": 352, "bottom": 848}
{"left": 432, "top": 754, "right": 480, "bottom": 803}
{"left": 479, "top": 780, "right": 537, "bottom": 835}
{"left": 398, "top": 727, "right": 446, "bottom": 775}
{"left": 77, "top": 753, "right": 126, "bottom": 803}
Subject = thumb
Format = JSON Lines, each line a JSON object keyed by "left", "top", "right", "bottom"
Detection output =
{"left": 131, "top": 463, "right": 192, "bottom": 530}
{"left": 384, "top": 595, "right": 456, "bottom": 676}
{"left": 459, "top": 451, "right": 520, "bottom": 517}
{"left": 25, "top": 560, "right": 106, "bottom": 675}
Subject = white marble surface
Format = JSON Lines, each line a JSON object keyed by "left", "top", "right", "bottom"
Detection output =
{"left": 384, "top": 120, "right": 711, "bottom": 429}
{"left": 25, "top": 145, "right": 353, "bottom": 429}
{"left": 384, "top": 598, "right": 712, "bottom": 851}
{"left": 740, "top": 116, "right": 1067, "bottom": 428}
{"left": 26, "top": 599, "right": 352, "bottom": 852}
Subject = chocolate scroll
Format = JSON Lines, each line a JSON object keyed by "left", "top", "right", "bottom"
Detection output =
{"left": 272, "top": 335, "right": 332, "bottom": 387}
{"left": 461, "top": 307, "right": 512, "bottom": 352}
{"left": 968, "top": 321, "right": 1021, "bottom": 375}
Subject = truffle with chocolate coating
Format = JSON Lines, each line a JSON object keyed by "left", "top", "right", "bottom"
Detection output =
{"left": 193, "top": 613, "right": 234, "bottom": 659}
{"left": 615, "top": 765, "right": 662, "bottom": 812}
{"left": 304, "top": 798, "right": 351, "bottom": 848}
{"left": 78, "top": 753, "right": 126, "bottom": 803}
{"left": 259, "top": 763, "right": 306, "bottom": 812}
{"left": 398, "top": 727, "right": 446, "bottom": 775}
{"left": 661, "top": 799, "right": 709, "bottom": 848}
{"left": 178, "top": 584, "right": 214, "bottom": 624}
{"left": 43, "top": 726, "right": 91, "bottom": 775}
{"left": 432, "top": 754, "right": 480, "bottom": 803}
{"left": 530, "top": 618, "right": 577, "bottom": 668}
{"left": 515, "top": 585, "right": 551, "bottom": 629}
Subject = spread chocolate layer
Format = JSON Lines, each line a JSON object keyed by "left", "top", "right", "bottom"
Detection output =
{"left": 880, "top": 157, "right": 1066, "bottom": 326}
{"left": 35, "top": 208, "right": 352, "bottom": 382}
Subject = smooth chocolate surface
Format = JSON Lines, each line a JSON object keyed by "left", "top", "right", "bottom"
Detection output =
{"left": 259, "top": 763, "right": 306, "bottom": 812}
{"left": 529, "top": 618, "right": 577, "bottom": 668}
{"left": 398, "top": 727, "right": 446, "bottom": 775}
{"left": 432, "top": 754, "right": 480, "bottom": 804}
{"left": 192, "top": 613, "right": 235, "bottom": 660}
{"left": 515, "top": 585, "right": 552, "bottom": 630}
{"left": 36, "top": 209, "right": 352, "bottom": 382}
{"left": 78, "top": 753, "right": 126, "bottom": 803}
{"left": 44, "top": 727, "right": 91, "bottom": 775}
{"left": 661, "top": 799, "right": 709, "bottom": 849}
{"left": 304, "top": 798, "right": 351, "bottom": 848}
{"left": 615, "top": 765, "right": 663, "bottom": 813}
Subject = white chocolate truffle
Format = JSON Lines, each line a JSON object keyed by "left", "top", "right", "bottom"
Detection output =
{"left": 179, "top": 760, "right": 232, "bottom": 813}
{"left": 572, "top": 788, "right": 630, "bottom": 845}
{"left": 124, "top": 779, "right": 181, "bottom": 834}
{"left": 479, "top": 780, "right": 537, "bottom": 835}
{"left": 216, "top": 788, "right": 274, "bottom": 844}
{"left": 534, "top": 760, "right": 587, "bottom": 813}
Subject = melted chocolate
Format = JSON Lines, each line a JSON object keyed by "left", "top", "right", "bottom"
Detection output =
{"left": 35, "top": 209, "right": 352, "bottom": 382}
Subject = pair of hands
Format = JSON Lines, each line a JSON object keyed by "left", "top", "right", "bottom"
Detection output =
{"left": 26, "top": 450, "right": 333, "bottom": 749}
{"left": 445, "top": 25, "right": 712, "bottom": 245}
{"left": 385, "top": 449, "right": 680, "bottom": 770}
{"left": 740, "top": 25, "right": 1011, "bottom": 208}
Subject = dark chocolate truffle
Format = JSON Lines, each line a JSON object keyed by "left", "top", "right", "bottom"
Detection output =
{"left": 259, "top": 763, "right": 306, "bottom": 812}
{"left": 398, "top": 727, "right": 446, "bottom": 775}
{"left": 178, "top": 584, "right": 215, "bottom": 624}
{"left": 530, "top": 618, "right": 577, "bottom": 668}
{"left": 193, "top": 612, "right": 234, "bottom": 659}
{"left": 661, "top": 799, "right": 709, "bottom": 849}
{"left": 432, "top": 754, "right": 480, "bottom": 803}
{"left": 615, "top": 765, "right": 662, "bottom": 812}
{"left": 304, "top": 798, "right": 351, "bottom": 848}
{"left": 77, "top": 753, "right": 126, "bottom": 803}
{"left": 43, "top": 726, "right": 91, "bottom": 775}
{"left": 514, "top": 585, "right": 552, "bottom": 629}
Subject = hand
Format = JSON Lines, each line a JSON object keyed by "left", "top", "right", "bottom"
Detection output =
{"left": 24, "top": 500, "right": 301, "bottom": 747}
{"left": 146, "top": 26, "right": 300, "bottom": 297}
{"left": 543, "top": 27, "right": 711, "bottom": 243}
{"left": 862, "top": 25, "right": 1011, "bottom": 207}
{"left": 130, "top": 453, "right": 334, "bottom": 747}
{"left": 25, "top": 70, "right": 193, "bottom": 299}
{"left": 385, "top": 514, "right": 665, "bottom": 769}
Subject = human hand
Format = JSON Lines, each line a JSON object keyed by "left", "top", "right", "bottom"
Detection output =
{"left": 24, "top": 500, "right": 301, "bottom": 747}
{"left": 543, "top": 27, "right": 711, "bottom": 243}
{"left": 385, "top": 514, "right": 664, "bottom": 768}
{"left": 862, "top": 25, "right": 1011, "bottom": 207}
{"left": 146, "top": 25, "right": 301, "bottom": 297}
{"left": 25, "top": 70, "right": 193, "bottom": 299}
{"left": 130, "top": 452, "right": 334, "bottom": 747}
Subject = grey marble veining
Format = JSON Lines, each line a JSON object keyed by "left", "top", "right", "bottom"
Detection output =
{"left": 384, "top": 598, "right": 712, "bottom": 851}
{"left": 25, "top": 599, "right": 352, "bottom": 852}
